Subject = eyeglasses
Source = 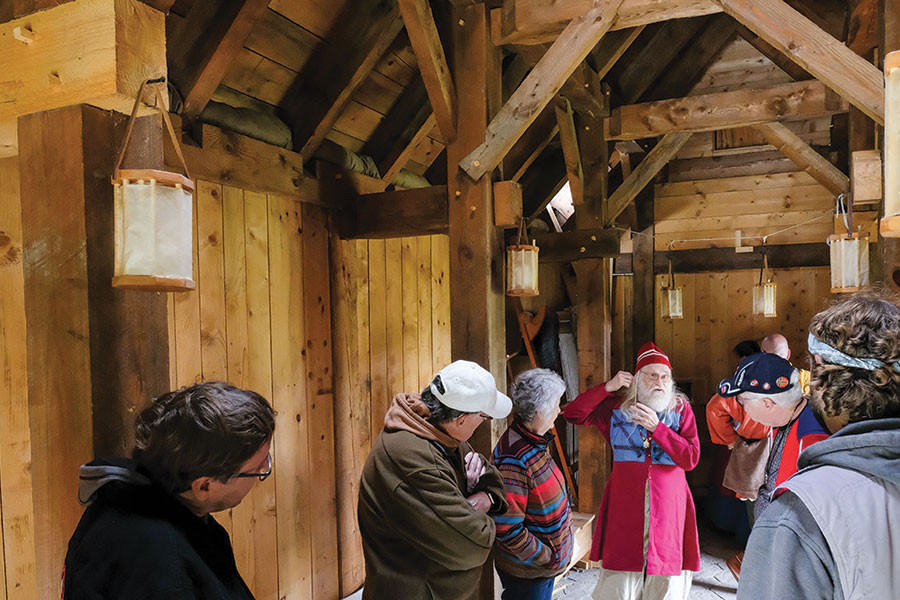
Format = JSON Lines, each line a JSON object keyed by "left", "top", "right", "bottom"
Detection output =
{"left": 234, "top": 453, "right": 272, "bottom": 482}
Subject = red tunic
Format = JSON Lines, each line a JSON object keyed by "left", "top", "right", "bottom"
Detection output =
{"left": 563, "top": 385, "right": 701, "bottom": 575}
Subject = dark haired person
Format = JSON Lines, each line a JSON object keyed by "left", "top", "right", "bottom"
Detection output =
{"left": 738, "top": 292, "right": 900, "bottom": 600}
{"left": 358, "top": 360, "right": 511, "bottom": 600}
{"left": 64, "top": 382, "right": 276, "bottom": 599}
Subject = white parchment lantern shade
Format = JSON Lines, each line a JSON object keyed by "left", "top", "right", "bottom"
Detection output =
{"left": 661, "top": 260, "right": 683, "bottom": 319}
{"left": 752, "top": 255, "right": 777, "bottom": 317}
{"left": 829, "top": 233, "right": 869, "bottom": 293}
{"left": 882, "top": 50, "right": 900, "bottom": 238}
{"left": 113, "top": 170, "right": 195, "bottom": 290}
{"left": 507, "top": 244, "right": 539, "bottom": 296}
{"left": 112, "top": 78, "right": 195, "bottom": 291}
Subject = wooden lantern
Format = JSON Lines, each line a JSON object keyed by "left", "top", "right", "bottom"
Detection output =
{"left": 882, "top": 50, "right": 900, "bottom": 237}
{"left": 661, "top": 260, "right": 683, "bottom": 320}
{"left": 752, "top": 255, "right": 777, "bottom": 317}
{"left": 112, "top": 78, "right": 195, "bottom": 292}
{"left": 507, "top": 220, "right": 539, "bottom": 297}
{"left": 829, "top": 233, "right": 869, "bottom": 293}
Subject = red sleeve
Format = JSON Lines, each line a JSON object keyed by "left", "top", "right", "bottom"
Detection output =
{"left": 561, "top": 384, "right": 615, "bottom": 436}
{"left": 706, "top": 394, "right": 739, "bottom": 446}
{"left": 651, "top": 402, "right": 701, "bottom": 471}
{"left": 734, "top": 412, "right": 772, "bottom": 441}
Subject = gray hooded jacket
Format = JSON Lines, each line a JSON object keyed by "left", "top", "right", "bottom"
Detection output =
{"left": 737, "top": 418, "right": 900, "bottom": 600}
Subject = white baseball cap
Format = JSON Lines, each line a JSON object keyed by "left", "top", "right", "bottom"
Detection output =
{"left": 430, "top": 360, "right": 512, "bottom": 419}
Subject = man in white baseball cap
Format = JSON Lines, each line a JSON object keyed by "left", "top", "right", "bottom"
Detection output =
{"left": 358, "top": 360, "right": 511, "bottom": 600}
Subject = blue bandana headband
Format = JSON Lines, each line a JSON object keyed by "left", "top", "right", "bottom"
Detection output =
{"left": 807, "top": 333, "right": 900, "bottom": 373}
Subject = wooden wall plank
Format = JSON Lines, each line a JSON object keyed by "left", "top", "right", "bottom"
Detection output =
{"left": 431, "top": 234, "right": 451, "bottom": 375}
{"left": 299, "top": 204, "right": 339, "bottom": 600}
{"left": 268, "top": 194, "right": 313, "bottom": 600}
{"left": 416, "top": 236, "right": 434, "bottom": 389}
{"left": 368, "top": 239, "right": 389, "bottom": 439}
{"left": 173, "top": 189, "right": 203, "bottom": 386}
{"left": 0, "top": 156, "right": 36, "bottom": 600}
{"left": 401, "top": 237, "right": 420, "bottom": 391}
{"left": 241, "top": 191, "right": 277, "bottom": 600}
{"left": 385, "top": 239, "right": 404, "bottom": 397}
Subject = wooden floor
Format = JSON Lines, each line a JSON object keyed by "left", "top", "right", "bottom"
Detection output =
{"left": 554, "top": 523, "right": 742, "bottom": 599}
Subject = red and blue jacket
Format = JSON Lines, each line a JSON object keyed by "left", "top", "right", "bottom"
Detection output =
{"left": 491, "top": 421, "right": 573, "bottom": 579}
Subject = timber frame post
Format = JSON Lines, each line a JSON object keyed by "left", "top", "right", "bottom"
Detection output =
{"left": 18, "top": 105, "right": 170, "bottom": 599}
{"left": 572, "top": 112, "right": 614, "bottom": 514}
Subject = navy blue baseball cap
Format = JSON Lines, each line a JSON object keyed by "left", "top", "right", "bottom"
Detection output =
{"left": 718, "top": 352, "right": 795, "bottom": 397}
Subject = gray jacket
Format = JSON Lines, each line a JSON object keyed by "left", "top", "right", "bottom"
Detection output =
{"left": 737, "top": 418, "right": 900, "bottom": 600}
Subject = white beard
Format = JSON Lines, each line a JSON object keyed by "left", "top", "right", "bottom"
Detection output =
{"left": 636, "top": 378, "right": 673, "bottom": 413}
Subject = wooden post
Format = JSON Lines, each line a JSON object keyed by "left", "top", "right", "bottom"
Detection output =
{"left": 447, "top": 5, "right": 504, "bottom": 597}
{"left": 632, "top": 187, "right": 655, "bottom": 358}
{"left": 881, "top": 0, "right": 900, "bottom": 289}
{"left": 572, "top": 112, "right": 613, "bottom": 513}
{"left": 18, "top": 105, "right": 170, "bottom": 598}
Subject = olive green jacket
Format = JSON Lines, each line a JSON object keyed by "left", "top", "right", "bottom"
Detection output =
{"left": 358, "top": 396, "right": 507, "bottom": 600}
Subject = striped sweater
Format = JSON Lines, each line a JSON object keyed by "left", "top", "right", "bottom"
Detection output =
{"left": 491, "top": 421, "right": 573, "bottom": 579}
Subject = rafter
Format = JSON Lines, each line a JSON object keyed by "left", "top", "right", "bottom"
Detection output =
{"left": 606, "top": 80, "right": 847, "bottom": 140}
{"left": 167, "top": 0, "right": 271, "bottom": 121}
{"left": 397, "top": 0, "right": 458, "bottom": 141}
{"left": 607, "top": 132, "right": 693, "bottom": 223}
{"left": 735, "top": 25, "right": 811, "bottom": 81}
{"left": 381, "top": 114, "right": 437, "bottom": 185}
{"left": 716, "top": 0, "right": 884, "bottom": 124}
{"left": 754, "top": 121, "right": 849, "bottom": 196}
{"left": 460, "top": 0, "right": 624, "bottom": 181}
{"left": 279, "top": 0, "right": 403, "bottom": 163}
{"left": 511, "top": 44, "right": 608, "bottom": 117}
{"left": 493, "top": 0, "right": 721, "bottom": 45}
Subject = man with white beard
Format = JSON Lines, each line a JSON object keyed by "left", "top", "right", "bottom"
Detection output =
{"left": 563, "top": 342, "right": 701, "bottom": 600}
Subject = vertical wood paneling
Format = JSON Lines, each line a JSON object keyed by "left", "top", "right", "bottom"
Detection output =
{"left": 400, "top": 237, "right": 419, "bottom": 391}
{"left": 300, "top": 204, "right": 339, "bottom": 600}
{"left": 368, "top": 239, "right": 388, "bottom": 437}
{"left": 385, "top": 239, "right": 404, "bottom": 398}
{"left": 173, "top": 190, "right": 203, "bottom": 387}
{"left": 268, "top": 195, "right": 311, "bottom": 600}
{"left": 431, "top": 234, "right": 451, "bottom": 375}
{"left": 0, "top": 156, "right": 36, "bottom": 600}
{"left": 416, "top": 236, "right": 433, "bottom": 388}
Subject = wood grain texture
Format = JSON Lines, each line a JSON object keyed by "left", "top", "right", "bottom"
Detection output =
{"left": 460, "top": 0, "right": 624, "bottom": 181}
{"left": 0, "top": 155, "right": 37, "bottom": 600}
{"left": 754, "top": 121, "right": 848, "bottom": 195}
{"left": 718, "top": 0, "right": 884, "bottom": 124}
{"left": 606, "top": 80, "right": 847, "bottom": 140}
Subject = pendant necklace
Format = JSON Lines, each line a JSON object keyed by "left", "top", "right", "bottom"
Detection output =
{"left": 639, "top": 429, "right": 651, "bottom": 449}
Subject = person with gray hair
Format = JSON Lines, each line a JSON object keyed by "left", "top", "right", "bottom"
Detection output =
{"left": 491, "top": 369, "right": 573, "bottom": 600}
{"left": 717, "top": 353, "right": 828, "bottom": 524}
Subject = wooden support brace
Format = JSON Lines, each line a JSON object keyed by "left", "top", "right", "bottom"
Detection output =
{"left": 607, "top": 132, "right": 693, "bottom": 223}
{"left": 459, "top": 0, "right": 625, "bottom": 182}
{"left": 555, "top": 97, "right": 584, "bottom": 206}
{"left": 344, "top": 185, "right": 449, "bottom": 239}
{"left": 754, "top": 121, "right": 849, "bottom": 196}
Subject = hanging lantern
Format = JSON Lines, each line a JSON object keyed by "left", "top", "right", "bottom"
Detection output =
{"left": 752, "top": 255, "right": 777, "bottom": 317}
{"left": 507, "top": 219, "right": 539, "bottom": 296}
{"left": 112, "top": 78, "right": 195, "bottom": 292}
{"left": 661, "top": 260, "right": 683, "bottom": 319}
{"left": 882, "top": 50, "right": 900, "bottom": 238}
{"left": 828, "top": 233, "right": 869, "bottom": 293}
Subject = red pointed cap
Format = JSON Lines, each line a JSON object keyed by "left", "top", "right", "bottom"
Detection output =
{"left": 635, "top": 342, "right": 672, "bottom": 373}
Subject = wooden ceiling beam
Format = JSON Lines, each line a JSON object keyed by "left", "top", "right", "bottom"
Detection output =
{"left": 606, "top": 80, "right": 848, "bottom": 140}
{"left": 606, "top": 132, "right": 693, "bottom": 223}
{"left": 493, "top": 0, "right": 721, "bottom": 45}
{"left": 589, "top": 25, "right": 645, "bottom": 78}
{"left": 716, "top": 0, "right": 884, "bottom": 124}
{"left": 397, "top": 0, "right": 458, "bottom": 142}
{"left": 611, "top": 243, "right": 830, "bottom": 273}
{"left": 511, "top": 44, "right": 608, "bottom": 118}
{"left": 505, "top": 106, "right": 558, "bottom": 181}
{"left": 754, "top": 121, "right": 849, "bottom": 196}
{"left": 459, "top": 0, "right": 624, "bottom": 181}
{"left": 735, "top": 25, "right": 811, "bottom": 81}
{"left": 364, "top": 76, "right": 432, "bottom": 177}
{"left": 279, "top": 0, "right": 404, "bottom": 163}
{"left": 167, "top": 0, "right": 271, "bottom": 122}
{"left": 533, "top": 228, "right": 622, "bottom": 262}
{"left": 344, "top": 185, "right": 449, "bottom": 239}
